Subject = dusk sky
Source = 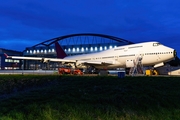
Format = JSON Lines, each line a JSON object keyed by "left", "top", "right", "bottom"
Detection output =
{"left": 0, "top": 0, "right": 180, "bottom": 54}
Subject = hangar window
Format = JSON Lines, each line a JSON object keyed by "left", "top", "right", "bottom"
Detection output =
{"left": 95, "top": 47, "right": 98, "bottom": 51}
{"left": 100, "top": 46, "right": 103, "bottom": 51}
{"left": 81, "top": 47, "right": 84, "bottom": 52}
{"left": 5, "top": 59, "right": 19, "bottom": 63}
{"left": 90, "top": 47, "right": 93, "bottom": 51}
{"left": 104, "top": 46, "right": 107, "bottom": 50}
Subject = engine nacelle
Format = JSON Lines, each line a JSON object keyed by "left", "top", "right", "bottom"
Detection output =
{"left": 43, "top": 58, "right": 50, "bottom": 63}
{"left": 75, "top": 61, "right": 87, "bottom": 69}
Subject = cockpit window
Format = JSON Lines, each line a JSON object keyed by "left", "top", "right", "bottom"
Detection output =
{"left": 153, "top": 43, "right": 161, "bottom": 46}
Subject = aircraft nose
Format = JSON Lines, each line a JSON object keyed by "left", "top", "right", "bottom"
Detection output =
{"left": 173, "top": 50, "right": 177, "bottom": 58}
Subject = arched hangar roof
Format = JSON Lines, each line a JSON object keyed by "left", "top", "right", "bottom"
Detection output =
{"left": 32, "top": 33, "right": 134, "bottom": 48}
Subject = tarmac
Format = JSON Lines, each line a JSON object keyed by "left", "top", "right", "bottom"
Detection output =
{"left": 0, "top": 70, "right": 56, "bottom": 75}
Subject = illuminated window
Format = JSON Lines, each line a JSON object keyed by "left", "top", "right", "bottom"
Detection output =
{"left": 77, "top": 48, "right": 79, "bottom": 52}
{"left": 114, "top": 46, "right": 117, "bottom": 48}
{"left": 68, "top": 48, "right": 71, "bottom": 52}
{"left": 37, "top": 50, "right": 40, "bottom": 53}
{"left": 73, "top": 48, "right": 75, "bottom": 52}
{"left": 109, "top": 45, "right": 112, "bottom": 49}
{"left": 90, "top": 47, "right": 93, "bottom": 51}
{"left": 41, "top": 50, "right": 43, "bottom": 53}
{"left": 100, "top": 46, "right": 103, "bottom": 51}
{"left": 52, "top": 49, "right": 55, "bottom": 52}
{"left": 33, "top": 50, "right": 36, "bottom": 54}
{"left": 81, "top": 47, "right": 84, "bottom": 52}
{"left": 86, "top": 47, "right": 88, "bottom": 51}
{"left": 44, "top": 50, "right": 47, "bottom": 53}
{"left": 14, "top": 60, "right": 20, "bottom": 63}
{"left": 26, "top": 50, "right": 29, "bottom": 53}
{"left": 95, "top": 47, "right": 97, "bottom": 51}
{"left": 30, "top": 50, "right": 32, "bottom": 54}
{"left": 104, "top": 46, "right": 107, "bottom": 50}
{"left": 5, "top": 59, "right": 19, "bottom": 63}
{"left": 48, "top": 49, "right": 51, "bottom": 53}
{"left": 64, "top": 49, "right": 67, "bottom": 52}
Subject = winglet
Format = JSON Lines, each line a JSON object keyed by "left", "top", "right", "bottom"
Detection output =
{"left": 4, "top": 53, "right": 8, "bottom": 58}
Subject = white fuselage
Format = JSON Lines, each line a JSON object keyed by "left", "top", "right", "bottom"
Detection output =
{"left": 64, "top": 41, "right": 175, "bottom": 69}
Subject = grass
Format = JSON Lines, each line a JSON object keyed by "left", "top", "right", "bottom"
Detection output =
{"left": 0, "top": 75, "right": 180, "bottom": 119}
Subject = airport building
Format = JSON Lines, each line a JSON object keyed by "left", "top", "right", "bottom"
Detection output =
{"left": 22, "top": 33, "right": 134, "bottom": 70}
{"left": 0, "top": 48, "right": 22, "bottom": 70}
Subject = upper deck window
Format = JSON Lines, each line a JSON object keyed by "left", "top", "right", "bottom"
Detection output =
{"left": 153, "top": 42, "right": 161, "bottom": 46}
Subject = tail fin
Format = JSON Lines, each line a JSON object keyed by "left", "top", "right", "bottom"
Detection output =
{"left": 4, "top": 53, "right": 8, "bottom": 58}
{"left": 55, "top": 42, "right": 67, "bottom": 59}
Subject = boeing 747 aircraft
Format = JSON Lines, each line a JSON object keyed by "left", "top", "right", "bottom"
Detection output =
{"left": 5, "top": 41, "right": 176, "bottom": 69}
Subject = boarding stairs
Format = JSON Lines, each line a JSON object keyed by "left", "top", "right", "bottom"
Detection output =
{"left": 129, "top": 55, "right": 144, "bottom": 76}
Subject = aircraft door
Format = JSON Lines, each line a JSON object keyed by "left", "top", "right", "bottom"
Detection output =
{"left": 125, "top": 59, "right": 134, "bottom": 68}
{"left": 137, "top": 51, "right": 144, "bottom": 62}
{"left": 124, "top": 47, "right": 128, "bottom": 52}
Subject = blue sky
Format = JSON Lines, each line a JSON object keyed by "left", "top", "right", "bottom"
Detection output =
{"left": 0, "top": 0, "right": 180, "bottom": 54}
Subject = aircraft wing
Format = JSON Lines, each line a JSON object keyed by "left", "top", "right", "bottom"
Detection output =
{"left": 4, "top": 53, "right": 113, "bottom": 65}
{"left": 4, "top": 53, "right": 76, "bottom": 63}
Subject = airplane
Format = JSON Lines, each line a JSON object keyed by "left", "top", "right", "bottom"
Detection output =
{"left": 4, "top": 41, "right": 176, "bottom": 71}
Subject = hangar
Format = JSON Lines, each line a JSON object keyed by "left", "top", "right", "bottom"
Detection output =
{"left": 0, "top": 49, "right": 22, "bottom": 70}
{"left": 22, "top": 33, "right": 134, "bottom": 70}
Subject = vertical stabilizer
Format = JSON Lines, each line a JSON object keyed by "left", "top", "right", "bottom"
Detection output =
{"left": 55, "top": 42, "right": 67, "bottom": 58}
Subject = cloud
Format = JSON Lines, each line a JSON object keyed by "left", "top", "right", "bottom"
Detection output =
{"left": 0, "top": 0, "right": 180, "bottom": 53}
